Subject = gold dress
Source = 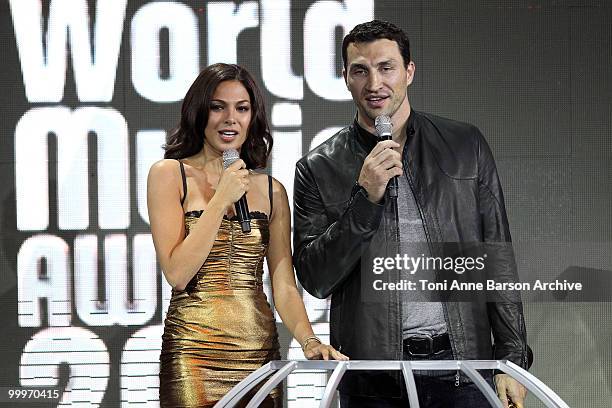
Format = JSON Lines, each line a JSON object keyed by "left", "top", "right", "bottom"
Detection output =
{"left": 159, "top": 210, "right": 281, "bottom": 408}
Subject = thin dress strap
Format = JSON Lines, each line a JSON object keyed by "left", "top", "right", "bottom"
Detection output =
{"left": 268, "top": 175, "right": 273, "bottom": 217}
{"left": 178, "top": 160, "right": 187, "bottom": 207}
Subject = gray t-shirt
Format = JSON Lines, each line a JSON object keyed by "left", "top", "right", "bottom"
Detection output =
{"left": 397, "top": 173, "right": 448, "bottom": 338}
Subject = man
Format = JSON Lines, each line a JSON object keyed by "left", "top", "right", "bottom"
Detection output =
{"left": 293, "top": 20, "right": 530, "bottom": 407}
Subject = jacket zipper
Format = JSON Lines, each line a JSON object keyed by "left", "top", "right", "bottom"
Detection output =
{"left": 402, "top": 143, "right": 460, "bottom": 384}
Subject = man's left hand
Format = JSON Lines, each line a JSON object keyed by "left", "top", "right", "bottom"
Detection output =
{"left": 494, "top": 374, "right": 527, "bottom": 408}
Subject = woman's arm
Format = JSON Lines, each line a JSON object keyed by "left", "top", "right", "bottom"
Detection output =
{"left": 147, "top": 159, "right": 247, "bottom": 290}
{"left": 267, "top": 177, "right": 347, "bottom": 360}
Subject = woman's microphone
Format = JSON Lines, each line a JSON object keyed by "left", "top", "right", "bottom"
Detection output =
{"left": 222, "top": 149, "right": 251, "bottom": 233}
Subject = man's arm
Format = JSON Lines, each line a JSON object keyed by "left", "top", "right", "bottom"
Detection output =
{"left": 292, "top": 159, "right": 384, "bottom": 299}
{"left": 476, "top": 129, "right": 529, "bottom": 367}
{"left": 476, "top": 129, "right": 530, "bottom": 408}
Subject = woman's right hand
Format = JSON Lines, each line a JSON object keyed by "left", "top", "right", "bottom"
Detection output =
{"left": 213, "top": 159, "right": 250, "bottom": 209}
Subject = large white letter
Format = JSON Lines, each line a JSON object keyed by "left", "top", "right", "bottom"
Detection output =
{"left": 15, "top": 107, "right": 130, "bottom": 231}
{"left": 304, "top": 0, "right": 374, "bottom": 100}
{"left": 131, "top": 2, "right": 199, "bottom": 102}
{"left": 20, "top": 327, "right": 109, "bottom": 406}
{"left": 18, "top": 235, "right": 71, "bottom": 327}
{"left": 74, "top": 234, "right": 156, "bottom": 326}
{"left": 260, "top": 0, "right": 303, "bottom": 99}
{"left": 9, "top": 0, "right": 126, "bottom": 102}
{"left": 207, "top": 2, "right": 259, "bottom": 65}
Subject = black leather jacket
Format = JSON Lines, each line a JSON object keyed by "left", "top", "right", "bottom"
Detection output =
{"left": 293, "top": 110, "right": 530, "bottom": 397}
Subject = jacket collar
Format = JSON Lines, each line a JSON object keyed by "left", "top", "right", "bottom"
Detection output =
{"left": 352, "top": 110, "right": 417, "bottom": 152}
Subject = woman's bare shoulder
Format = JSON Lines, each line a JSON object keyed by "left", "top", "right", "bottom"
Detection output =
{"left": 148, "top": 159, "right": 181, "bottom": 182}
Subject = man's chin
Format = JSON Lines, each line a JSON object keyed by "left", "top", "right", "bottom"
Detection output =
{"left": 357, "top": 106, "right": 395, "bottom": 128}
{"left": 365, "top": 109, "right": 391, "bottom": 122}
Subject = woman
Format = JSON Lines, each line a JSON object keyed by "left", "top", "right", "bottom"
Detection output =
{"left": 148, "top": 63, "right": 346, "bottom": 408}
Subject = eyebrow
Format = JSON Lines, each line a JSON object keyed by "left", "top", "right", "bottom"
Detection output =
{"left": 349, "top": 63, "right": 369, "bottom": 71}
{"left": 210, "top": 99, "right": 251, "bottom": 104}
{"left": 377, "top": 59, "right": 397, "bottom": 66}
{"left": 349, "top": 59, "right": 398, "bottom": 71}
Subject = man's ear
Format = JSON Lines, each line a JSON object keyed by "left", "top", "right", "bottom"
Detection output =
{"left": 342, "top": 68, "right": 348, "bottom": 88}
{"left": 406, "top": 61, "right": 416, "bottom": 86}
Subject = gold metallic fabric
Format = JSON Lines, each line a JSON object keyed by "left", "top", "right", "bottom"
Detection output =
{"left": 159, "top": 213, "right": 281, "bottom": 407}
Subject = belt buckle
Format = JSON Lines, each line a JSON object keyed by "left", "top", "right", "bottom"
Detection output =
{"left": 407, "top": 335, "right": 434, "bottom": 357}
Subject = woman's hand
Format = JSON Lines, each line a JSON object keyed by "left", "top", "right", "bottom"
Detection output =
{"left": 213, "top": 159, "right": 249, "bottom": 209}
{"left": 303, "top": 341, "right": 349, "bottom": 361}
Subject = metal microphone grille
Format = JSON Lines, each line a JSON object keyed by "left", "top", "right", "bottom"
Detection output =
{"left": 222, "top": 149, "right": 240, "bottom": 169}
{"left": 375, "top": 115, "right": 393, "bottom": 136}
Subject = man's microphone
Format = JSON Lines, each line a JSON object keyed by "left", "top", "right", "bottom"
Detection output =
{"left": 375, "top": 115, "right": 398, "bottom": 198}
{"left": 222, "top": 149, "right": 251, "bottom": 233}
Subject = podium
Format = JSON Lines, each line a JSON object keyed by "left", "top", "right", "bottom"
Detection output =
{"left": 214, "top": 360, "right": 569, "bottom": 408}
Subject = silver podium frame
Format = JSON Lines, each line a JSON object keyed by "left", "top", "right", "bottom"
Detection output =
{"left": 213, "top": 360, "right": 570, "bottom": 408}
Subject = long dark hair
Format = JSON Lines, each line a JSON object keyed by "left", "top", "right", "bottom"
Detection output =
{"left": 164, "top": 63, "right": 273, "bottom": 169}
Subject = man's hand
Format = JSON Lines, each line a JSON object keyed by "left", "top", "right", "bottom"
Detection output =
{"left": 358, "top": 139, "right": 403, "bottom": 203}
{"left": 495, "top": 374, "right": 527, "bottom": 408}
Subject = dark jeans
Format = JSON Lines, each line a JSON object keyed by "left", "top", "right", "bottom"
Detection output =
{"left": 339, "top": 349, "right": 495, "bottom": 408}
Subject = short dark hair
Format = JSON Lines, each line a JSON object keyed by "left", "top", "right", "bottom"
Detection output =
{"left": 342, "top": 20, "right": 411, "bottom": 70}
{"left": 164, "top": 63, "right": 272, "bottom": 169}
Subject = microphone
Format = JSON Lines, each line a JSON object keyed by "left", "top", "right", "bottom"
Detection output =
{"left": 375, "top": 115, "right": 398, "bottom": 198}
{"left": 222, "top": 149, "right": 251, "bottom": 233}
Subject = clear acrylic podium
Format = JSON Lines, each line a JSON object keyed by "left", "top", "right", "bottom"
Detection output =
{"left": 213, "top": 360, "right": 570, "bottom": 408}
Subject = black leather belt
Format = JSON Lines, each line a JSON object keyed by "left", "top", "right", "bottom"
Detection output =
{"left": 403, "top": 333, "right": 451, "bottom": 357}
